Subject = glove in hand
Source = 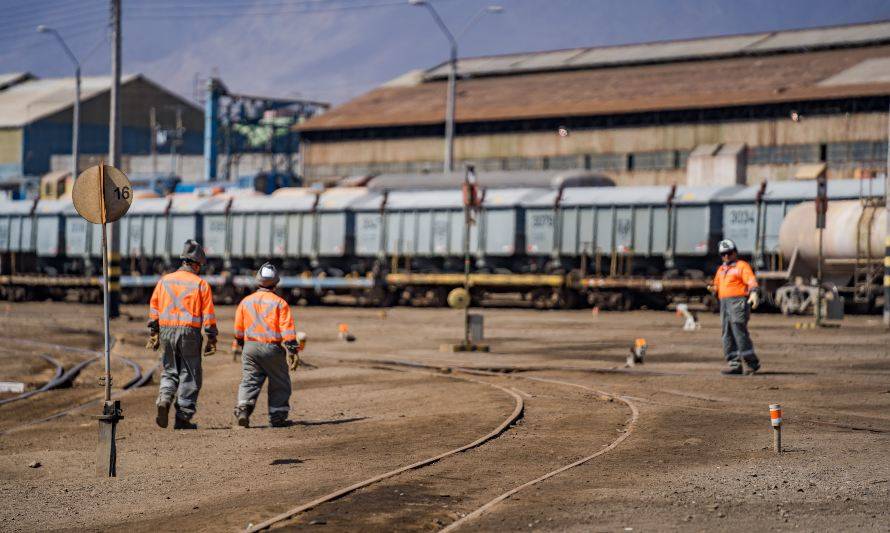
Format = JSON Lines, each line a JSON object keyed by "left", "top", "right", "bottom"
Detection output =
{"left": 203, "top": 337, "right": 217, "bottom": 357}
{"left": 231, "top": 340, "right": 242, "bottom": 357}
{"left": 287, "top": 351, "right": 301, "bottom": 371}
{"left": 747, "top": 290, "right": 760, "bottom": 310}
{"left": 146, "top": 333, "right": 160, "bottom": 351}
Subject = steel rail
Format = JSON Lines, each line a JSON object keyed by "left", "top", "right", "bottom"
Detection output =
{"left": 244, "top": 364, "right": 525, "bottom": 532}
{"left": 0, "top": 338, "right": 153, "bottom": 436}
{"left": 440, "top": 371, "right": 639, "bottom": 532}
{"left": 0, "top": 354, "right": 64, "bottom": 405}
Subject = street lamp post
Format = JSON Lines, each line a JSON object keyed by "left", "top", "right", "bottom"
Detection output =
{"left": 37, "top": 25, "right": 81, "bottom": 182}
{"left": 410, "top": 1, "right": 502, "bottom": 173}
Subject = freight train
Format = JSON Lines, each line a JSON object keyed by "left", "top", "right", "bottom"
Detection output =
{"left": 0, "top": 170, "right": 885, "bottom": 313}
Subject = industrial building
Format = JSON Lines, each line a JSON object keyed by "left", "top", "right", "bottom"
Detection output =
{"left": 297, "top": 20, "right": 890, "bottom": 186}
{"left": 0, "top": 73, "right": 203, "bottom": 196}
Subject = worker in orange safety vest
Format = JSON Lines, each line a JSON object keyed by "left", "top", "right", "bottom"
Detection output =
{"left": 710, "top": 239, "right": 761, "bottom": 375}
{"left": 232, "top": 262, "right": 302, "bottom": 428}
{"left": 146, "top": 239, "right": 217, "bottom": 429}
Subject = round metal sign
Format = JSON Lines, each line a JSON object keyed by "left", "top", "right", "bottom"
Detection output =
{"left": 72, "top": 164, "right": 133, "bottom": 224}
{"left": 447, "top": 287, "right": 471, "bottom": 309}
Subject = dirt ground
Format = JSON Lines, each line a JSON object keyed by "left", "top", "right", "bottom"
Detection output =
{"left": 0, "top": 301, "right": 888, "bottom": 532}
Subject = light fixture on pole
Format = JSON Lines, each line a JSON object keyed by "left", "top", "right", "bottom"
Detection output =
{"left": 37, "top": 25, "right": 81, "bottom": 183}
{"left": 410, "top": 1, "right": 503, "bottom": 173}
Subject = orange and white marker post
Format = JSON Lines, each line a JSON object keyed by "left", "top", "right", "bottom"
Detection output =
{"left": 770, "top": 403, "right": 782, "bottom": 453}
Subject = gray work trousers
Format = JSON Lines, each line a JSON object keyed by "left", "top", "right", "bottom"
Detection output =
{"left": 237, "top": 341, "right": 291, "bottom": 423}
{"left": 720, "top": 296, "right": 759, "bottom": 368}
{"left": 157, "top": 326, "right": 204, "bottom": 421}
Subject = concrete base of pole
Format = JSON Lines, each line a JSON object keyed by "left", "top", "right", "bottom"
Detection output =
{"left": 95, "top": 400, "right": 123, "bottom": 477}
{"left": 440, "top": 342, "right": 490, "bottom": 353}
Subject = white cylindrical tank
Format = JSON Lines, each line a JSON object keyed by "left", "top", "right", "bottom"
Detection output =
{"left": 779, "top": 200, "right": 886, "bottom": 271}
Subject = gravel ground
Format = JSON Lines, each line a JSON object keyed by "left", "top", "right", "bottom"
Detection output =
{"left": 0, "top": 302, "right": 888, "bottom": 532}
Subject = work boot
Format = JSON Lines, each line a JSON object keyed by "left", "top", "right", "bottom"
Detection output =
{"left": 720, "top": 365, "right": 743, "bottom": 376}
{"left": 234, "top": 406, "right": 252, "bottom": 428}
{"left": 270, "top": 417, "right": 290, "bottom": 428}
{"left": 173, "top": 417, "right": 197, "bottom": 430}
{"left": 156, "top": 401, "right": 170, "bottom": 428}
{"left": 745, "top": 360, "right": 761, "bottom": 375}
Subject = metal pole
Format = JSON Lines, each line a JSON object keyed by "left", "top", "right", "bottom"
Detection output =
{"left": 445, "top": 46, "right": 456, "bottom": 173}
{"left": 150, "top": 107, "right": 157, "bottom": 179}
{"left": 884, "top": 99, "right": 889, "bottom": 329}
{"left": 73, "top": 67, "right": 80, "bottom": 179}
{"left": 36, "top": 27, "right": 80, "bottom": 180}
{"left": 463, "top": 200, "right": 471, "bottom": 346}
{"left": 101, "top": 221, "right": 111, "bottom": 401}
{"left": 108, "top": 0, "right": 122, "bottom": 318}
{"left": 816, "top": 227, "right": 823, "bottom": 326}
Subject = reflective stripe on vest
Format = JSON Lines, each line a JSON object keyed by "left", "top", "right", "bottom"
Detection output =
{"left": 244, "top": 298, "right": 284, "bottom": 342}
{"left": 159, "top": 278, "right": 202, "bottom": 328}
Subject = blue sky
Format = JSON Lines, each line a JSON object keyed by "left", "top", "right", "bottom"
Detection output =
{"left": 1, "top": 0, "right": 889, "bottom": 105}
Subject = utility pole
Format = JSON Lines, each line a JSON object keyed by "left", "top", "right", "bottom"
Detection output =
{"left": 108, "top": 0, "right": 122, "bottom": 318}
{"left": 150, "top": 107, "right": 158, "bottom": 179}
{"left": 884, "top": 99, "right": 889, "bottom": 329}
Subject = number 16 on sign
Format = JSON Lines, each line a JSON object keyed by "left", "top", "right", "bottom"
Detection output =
{"left": 71, "top": 163, "right": 133, "bottom": 477}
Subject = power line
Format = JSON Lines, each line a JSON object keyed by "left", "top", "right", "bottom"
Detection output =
{"left": 0, "top": 23, "right": 108, "bottom": 56}
{"left": 0, "top": 7, "right": 108, "bottom": 43}
{"left": 124, "top": 0, "right": 450, "bottom": 18}
{"left": 0, "top": 1, "right": 106, "bottom": 27}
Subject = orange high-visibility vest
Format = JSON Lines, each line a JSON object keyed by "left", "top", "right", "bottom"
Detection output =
{"left": 713, "top": 259, "right": 758, "bottom": 300}
{"left": 234, "top": 289, "right": 296, "bottom": 344}
{"left": 149, "top": 269, "right": 216, "bottom": 330}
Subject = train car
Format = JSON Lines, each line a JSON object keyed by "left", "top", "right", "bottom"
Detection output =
{"left": 0, "top": 199, "right": 36, "bottom": 270}
{"left": 227, "top": 190, "right": 317, "bottom": 275}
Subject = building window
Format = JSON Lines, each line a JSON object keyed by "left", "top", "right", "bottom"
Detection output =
{"left": 589, "top": 153, "right": 626, "bottom": 171}
{"left": 826, "top": 141, "right": 888, "bottom": 165}
{"left": 633, "top": 150, "right": 678, "bottom": 170}
{"left": 747, "top": 144, "right": 821, "bottom": 165}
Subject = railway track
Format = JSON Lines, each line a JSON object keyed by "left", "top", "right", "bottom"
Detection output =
{"left": 245, "top": 358, "right": 640, "bottom": 532}
{"left": 0, "top": 338, "right": 155, "bottom": 437}
{"left": 0, "top": 353, "right": 63, "bottom": 405}
{"left": 244, "top": 363, "right": 526, "bottom": 532}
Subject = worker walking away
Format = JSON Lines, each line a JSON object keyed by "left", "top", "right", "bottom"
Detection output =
{"left": 146, "top": 239, "right": 217, "bottom": 429}
{"left": 233, "top": 262, "right": 301, "bottom": 428}
{"left": 710, "top": 239, "right": 761, "bottom": 375}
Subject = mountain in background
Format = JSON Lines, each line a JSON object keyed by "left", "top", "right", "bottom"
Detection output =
{"left": 1, "top": 0, "right": 889, "bottom": 104}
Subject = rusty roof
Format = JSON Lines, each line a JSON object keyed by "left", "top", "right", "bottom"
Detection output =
{"left": 298, "top": 44, "right": 890, "bottom": 133}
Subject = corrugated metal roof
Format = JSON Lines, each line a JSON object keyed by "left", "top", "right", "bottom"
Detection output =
{"left": 0, "top": 72, "right": 34, "bottom": 91}
{"left": 423, "top": 20, "right": 890, "bottom": 79}
{"left": 0, "top": 74, "right": 140, "bottom": 128}
{"left": 299, "top": 44, "right": 890, "bottom": 132}
{"left": 366, "top": 170, "right": 613, "bottom": 190}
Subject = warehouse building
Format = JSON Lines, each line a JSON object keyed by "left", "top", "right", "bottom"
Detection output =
{"left": 297, "top": 20, "right": 890, "bottom": 186}
{"left": 0, "top": 73, "right": 202, "bottom": 196}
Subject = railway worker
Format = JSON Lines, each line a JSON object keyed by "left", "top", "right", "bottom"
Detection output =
{"left": 710, "top": 239, "right": 761, "bottom": 375}
{"left": 146, "top": 239, "right": 217, "bottom": 430}
{"left": 232, "top": 262, "right": 301, "bottom": 428}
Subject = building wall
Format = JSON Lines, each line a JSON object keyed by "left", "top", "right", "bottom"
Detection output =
{"left": 0, "top": 128, "right": 22, "bottom": 178}
{"left": 302, "top": 112, "right": 889, "bottom": 184}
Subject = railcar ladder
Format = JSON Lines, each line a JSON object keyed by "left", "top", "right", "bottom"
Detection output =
{"left": 852, "top": 199, "right": 881, "bottom": 303}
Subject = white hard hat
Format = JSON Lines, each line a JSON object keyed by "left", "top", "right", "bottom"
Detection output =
{"left": 256, "top": 262, "right": 280, "bottom": 288}
{"left": 718, "top": 239, "right": 737, "bottom": 254}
